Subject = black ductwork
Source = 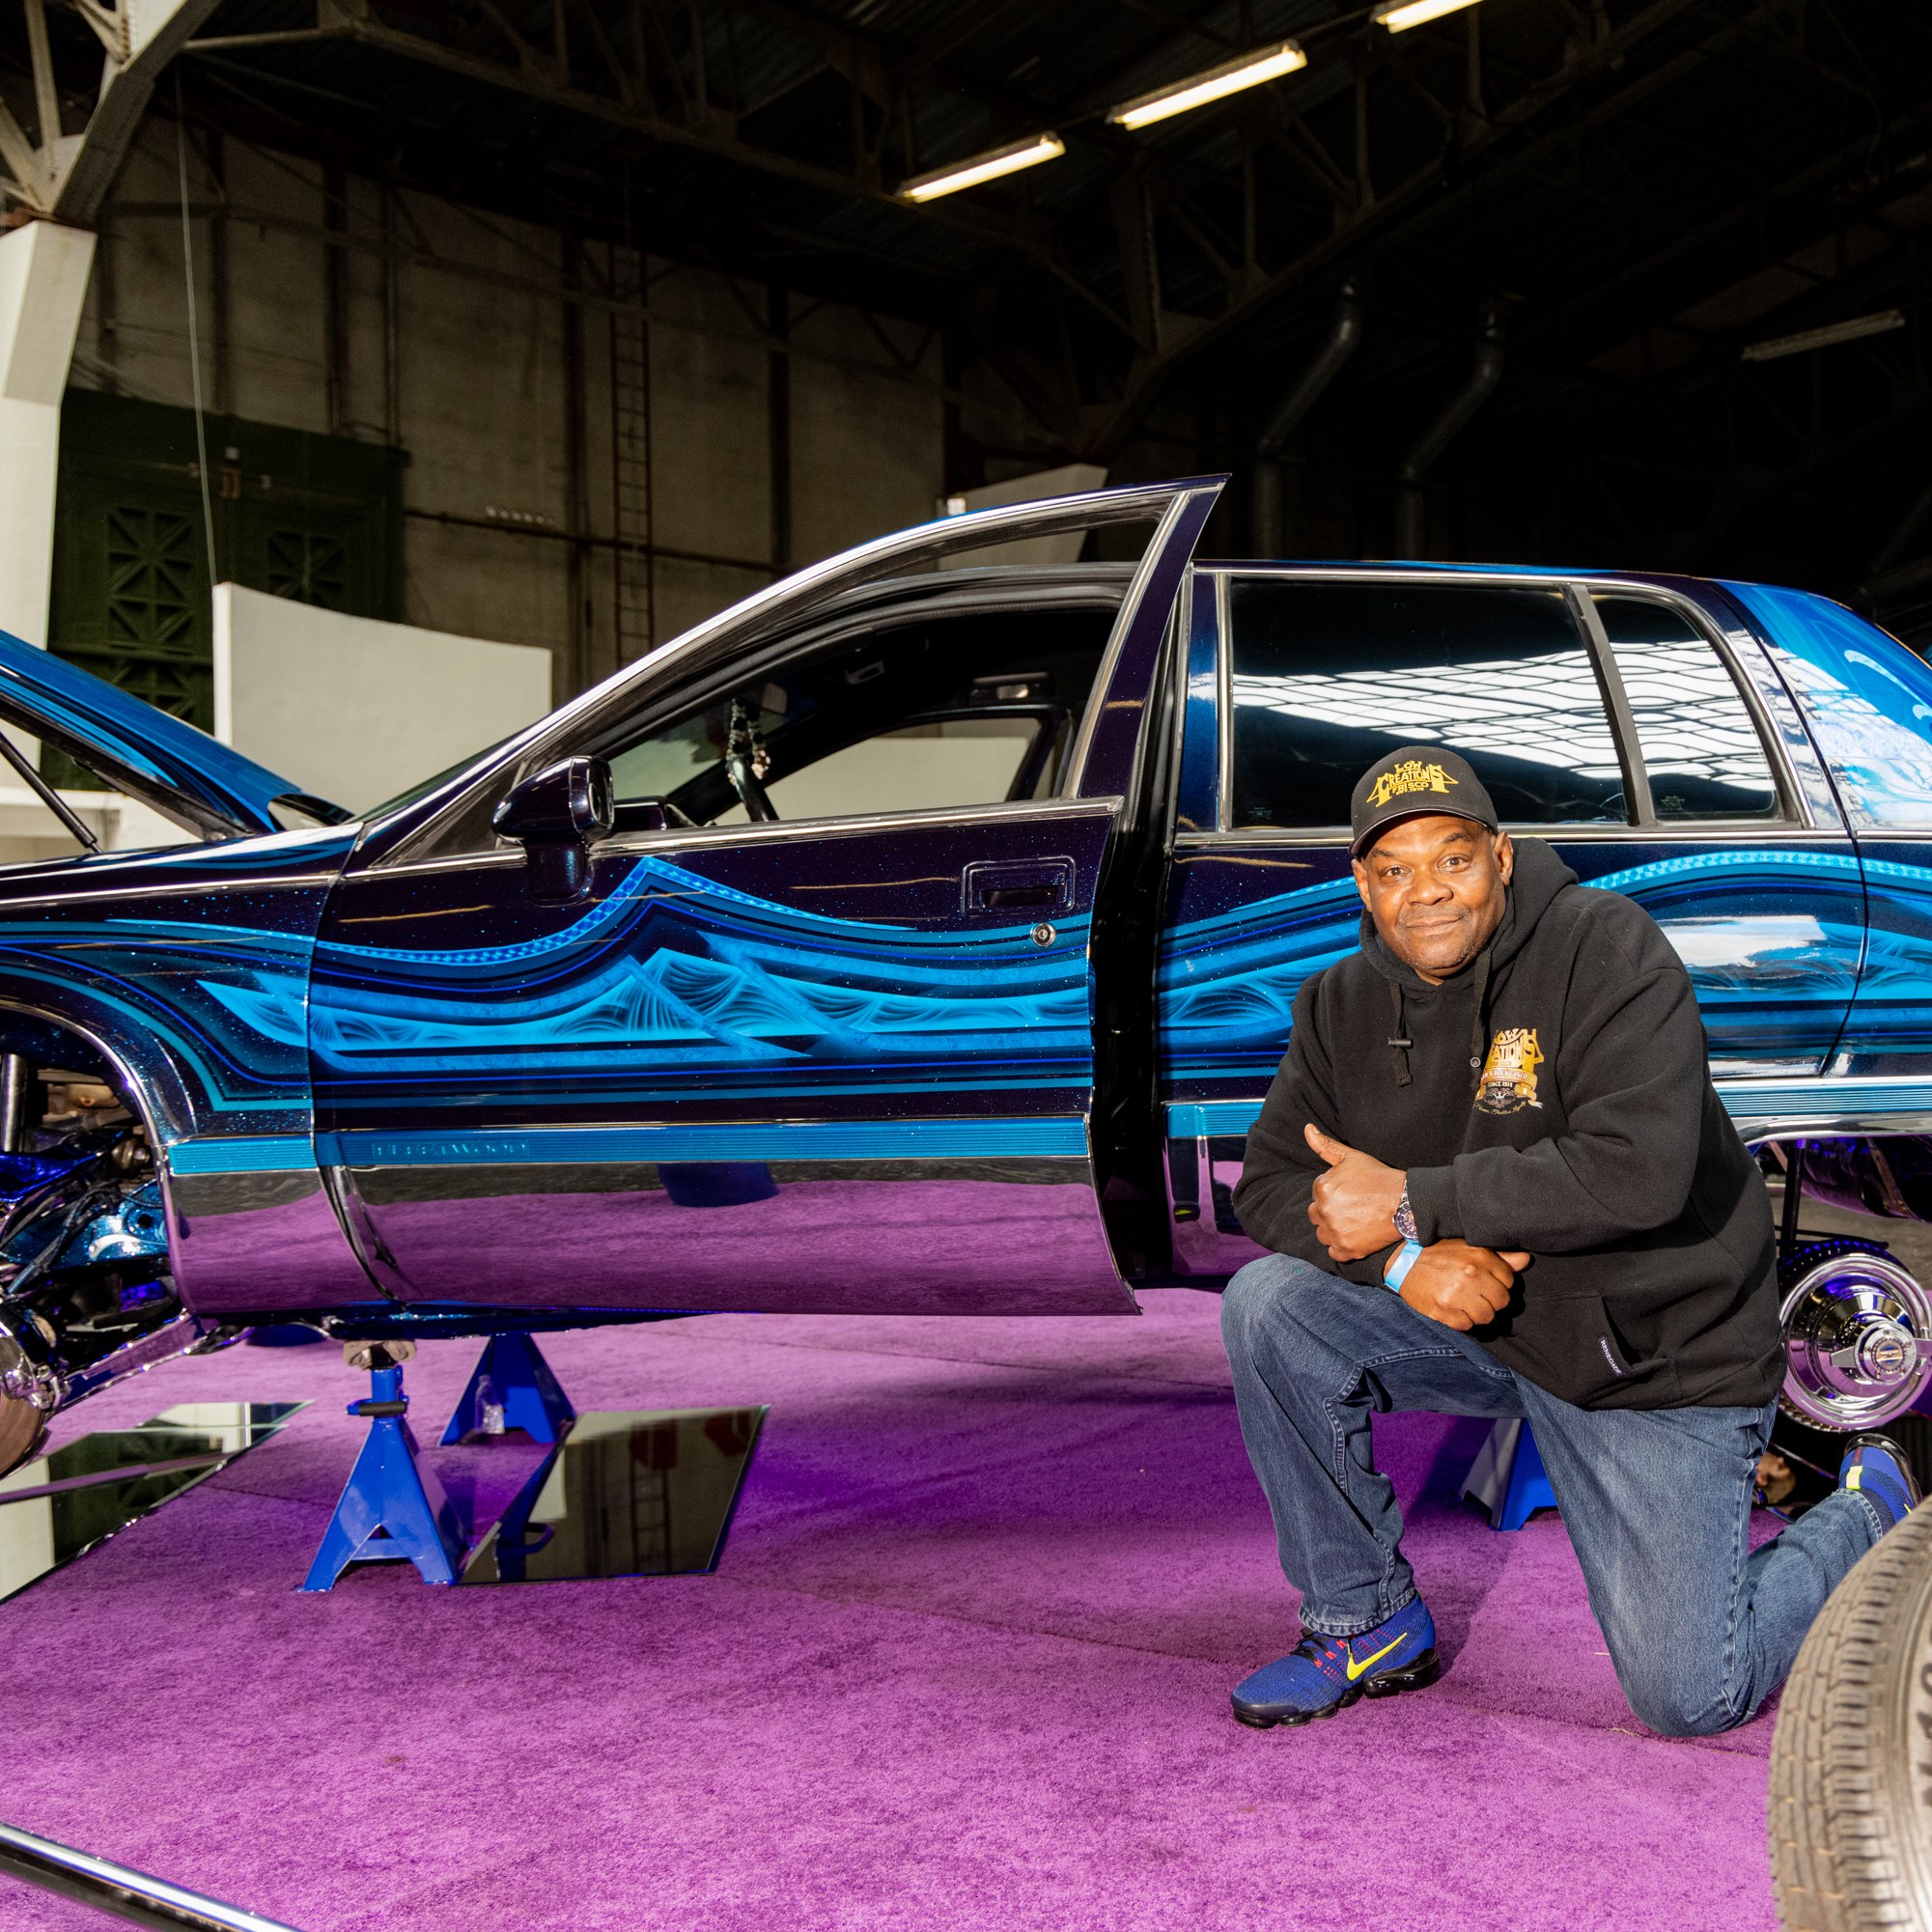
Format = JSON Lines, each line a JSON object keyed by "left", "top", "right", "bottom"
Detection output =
{"left": 1395, "top": 303, "right": 1505, "bottom": 558}
{"left": 1251, "top": 282, "right": 1363, "bottom": 559}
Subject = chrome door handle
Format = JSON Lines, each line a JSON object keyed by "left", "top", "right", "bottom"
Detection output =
{"left": 962, "top": 856, "right": 1076, "bottom": 914}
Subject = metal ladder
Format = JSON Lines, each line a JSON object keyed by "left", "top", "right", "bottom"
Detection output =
{"left": 607, "top": 239, "right": 657, "bottom": 669}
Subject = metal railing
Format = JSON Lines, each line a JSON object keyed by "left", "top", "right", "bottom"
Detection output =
{"left": 0, "top": 1819, "right": 302, "bottom": 1931}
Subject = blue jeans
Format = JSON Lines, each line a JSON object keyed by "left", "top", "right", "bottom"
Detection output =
{"left": 1220, "top": 1252, "right": 1883, "bottom": 1737}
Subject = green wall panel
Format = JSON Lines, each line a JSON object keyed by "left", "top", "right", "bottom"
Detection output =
{"left": 48, "top": 391, "right": 405, "bottom": 760}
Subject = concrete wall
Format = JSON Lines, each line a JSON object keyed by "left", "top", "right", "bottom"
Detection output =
{"left": 68, "top": 120, "right": 947, "bottom": 705}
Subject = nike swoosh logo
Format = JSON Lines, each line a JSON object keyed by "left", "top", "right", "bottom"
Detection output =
{"left": 1345, "top": 1633, "right": 1410, "bottom": 1681}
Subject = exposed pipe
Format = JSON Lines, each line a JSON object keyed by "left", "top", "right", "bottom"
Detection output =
{"left": 1252, "top": 282, "right": 1364, "bottom": 558}
{"left": 1869, "top": 477, "right": 1932, "bottom": 580}
{"left": 0, "top": 1056, "right": 27, "bottom": 1153}
{"left": 1395, "top": 303, "right": 1505, "bottom": 557}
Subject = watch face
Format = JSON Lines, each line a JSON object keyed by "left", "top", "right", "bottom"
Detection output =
{"left": 1394, "top": 1192, "right": 1418, "bottom": 1242}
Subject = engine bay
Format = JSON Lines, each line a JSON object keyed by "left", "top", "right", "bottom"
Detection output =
{"left": 0, "top": 1046, "right": 197, "bottom": 1472}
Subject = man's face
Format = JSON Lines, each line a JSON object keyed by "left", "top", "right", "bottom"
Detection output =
{"left": 1353, "top": 814, "right": 1514, "bottom": 984}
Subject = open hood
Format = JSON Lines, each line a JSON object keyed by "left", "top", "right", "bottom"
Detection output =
{"left": 0, "top": 630, "right": 348, "bottom": 839}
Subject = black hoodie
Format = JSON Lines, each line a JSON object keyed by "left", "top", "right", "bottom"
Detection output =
{"left": 1232, "top": 838, "right": 1781, "bottom": 1411}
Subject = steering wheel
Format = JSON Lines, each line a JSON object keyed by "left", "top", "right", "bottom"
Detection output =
{"left": 726, "top": 699, "right": 779, "bottom": 823}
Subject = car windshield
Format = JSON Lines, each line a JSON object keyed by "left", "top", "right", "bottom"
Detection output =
{"left": 355, "top": 728, "right": 533, "bottom": 822}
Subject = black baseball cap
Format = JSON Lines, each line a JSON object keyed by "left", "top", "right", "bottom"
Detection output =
{"left": 1350, "top": 745, "right": 1498, "bottom": 857}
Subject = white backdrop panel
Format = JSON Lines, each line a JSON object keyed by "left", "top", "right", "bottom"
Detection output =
{"left": 212, "top": 583, "right": 552, "bottom": 815}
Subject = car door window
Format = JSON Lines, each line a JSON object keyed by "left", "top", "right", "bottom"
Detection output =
{"left": 1592, "top": 596, "right": 1781, "bottom": 822}
{"left": 597, "top": 606, "right": 1106, "bottom": 832}
{"left": 1226, "top": 577, "right": 1629, "bottom": 829}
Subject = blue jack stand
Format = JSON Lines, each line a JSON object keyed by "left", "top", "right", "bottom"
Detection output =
{"left": 440, "top": 1331, "right": 576, "bottom": 1445}
{"left": 1460, "top": 1417, "right": 1560, "bottom": 1531}
{"left": 301, "top": 1341, "right": 465, "bottom": 1591}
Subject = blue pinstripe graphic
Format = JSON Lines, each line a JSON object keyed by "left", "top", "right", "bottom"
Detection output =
{"left": 1158, "top": 849, "right": 1863, "bottom": 1086}
{"left": 305, "top": 852, "right": 1097, "bottom": 1091}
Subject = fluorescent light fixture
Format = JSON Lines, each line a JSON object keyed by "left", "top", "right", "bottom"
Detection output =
{"left": 899, "top": 134, "right": 1066, "bottom": 204}
{"left": 1742, "top": 309, "right": 1906, "bottom": 363}
{"left": 1108, "top": 41, "right": 1308, "bottom": 130}
{"left": 1374, "top": 0, "right": 1483, "bottom": 31}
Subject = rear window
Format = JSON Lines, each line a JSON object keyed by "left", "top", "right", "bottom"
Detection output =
{"left": 1593, "top": 596, "right": 1779, "bottom": 822}
{"left": 1226, "top": 578, "right": 1630, "bottom": 830}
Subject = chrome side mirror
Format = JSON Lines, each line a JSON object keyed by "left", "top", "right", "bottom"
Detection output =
{"left": 492, "top": 756, "right": 614, "bottom": 904}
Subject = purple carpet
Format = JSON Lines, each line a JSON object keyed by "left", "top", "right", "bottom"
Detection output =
{"left": 1, "top": 1291, "right": 1776, "bottom": 1930}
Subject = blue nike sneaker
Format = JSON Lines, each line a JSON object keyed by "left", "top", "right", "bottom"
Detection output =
{"left": 1231, "top": 1597, "right": 1441, "bottom": 1730}
{"left": 1839, "top": 1434, "right": 1921, "bottom": 1532}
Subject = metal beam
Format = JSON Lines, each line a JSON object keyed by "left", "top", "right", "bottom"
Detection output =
{"left": 180, "top": 6, "right": 1135, "bottom": 340}
{"left": 1084, "top": 0, "right": 1717, "bottom": 460}
{"left": 1525, "top": 106, "right": 1932, "bottom": 364}
{"left": 50, "top": 0, "right": 230, "bottom": 222}
{"left": 1688, "top": 378, "right": 1932, "bottom": 561}
{"left": 22, "top": 0, "right": 62, "bottom": 149}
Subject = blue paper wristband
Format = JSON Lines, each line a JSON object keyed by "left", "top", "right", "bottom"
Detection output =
{"left": 1385, "top": 1240, "right": 1424, "bottom": 1291}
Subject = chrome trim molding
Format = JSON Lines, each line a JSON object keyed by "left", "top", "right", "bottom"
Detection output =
{"left": 1737, "top": 1112, "right": 1932, "bottom": 1142}
{"left": 1171, "top": 822, "right": 1837, "bottom": 849}
{"left": 1169, "top": 1080, "right": 1932, "bottom": 1148}
{"left": 603, "top": 796, "right": 1124, "bottom": 855}
{"left": 1720, "top": 1077, "right": 1932, "bottom": 1141}
{"left": 1067, "top": 490, "right": 1195, "bottom": 794}
{"left": 1216, "top": 567, "right": 1233, "bottom": 834}
{"left": 0, "top": 1818, "right": 303, "bottom": 1932}
{"left": 1166, "top": 1100, "right": 1266, "bottom": 1137}
{"left": 378, "top": 797, "right": 1126, "bottom": 879}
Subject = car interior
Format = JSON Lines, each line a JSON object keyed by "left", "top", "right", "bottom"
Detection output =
{"left": 1226, "top": 578, "right": 1781, "bottom": 830}
{"left": 596, "top": 603, "right": 1119, "bottom": 834}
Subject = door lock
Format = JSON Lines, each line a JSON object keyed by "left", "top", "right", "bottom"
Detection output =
{"left": 1031, "top": 922, "right": 1056, "bottom": 947}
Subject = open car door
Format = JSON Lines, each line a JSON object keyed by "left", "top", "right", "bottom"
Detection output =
{"left": 309, "top": 478, "right": 1222, "bottom": 1316}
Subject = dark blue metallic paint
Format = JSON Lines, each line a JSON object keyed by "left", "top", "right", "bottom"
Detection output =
{"left": 0, "top": 630, "right": 318, "bottom": 836}
{"left": 0, "top": 484, "right": 1926, "bottom": 1345}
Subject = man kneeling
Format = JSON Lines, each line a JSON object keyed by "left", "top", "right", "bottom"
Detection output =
{"left": 1222, "top": 745, "right": 1917, "bottom": 1736}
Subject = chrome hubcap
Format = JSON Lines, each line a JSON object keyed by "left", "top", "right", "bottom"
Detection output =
{"left": 1781, "top": 1248, "right": 1932, "bottom": 1430}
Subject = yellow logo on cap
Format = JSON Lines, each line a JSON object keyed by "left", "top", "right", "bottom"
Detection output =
{"left": 1367, "top": 759, "right": 1458, "bottom": 808}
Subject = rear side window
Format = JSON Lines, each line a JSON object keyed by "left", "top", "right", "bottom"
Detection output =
{"left": 1226, "top": 579, "right": 1629, "bottom": 829}
{"left": 1593, "top": 597, "right": 1779, "bottom": 822}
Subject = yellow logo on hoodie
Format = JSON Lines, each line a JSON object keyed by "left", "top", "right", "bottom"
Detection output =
{"left": 1475, "top": 1027, "right": 1543, "bottom": 1114}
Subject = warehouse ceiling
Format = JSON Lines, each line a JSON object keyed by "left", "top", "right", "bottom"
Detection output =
{"left": 5, "top": 0, "right": 1932, "bottom": 617}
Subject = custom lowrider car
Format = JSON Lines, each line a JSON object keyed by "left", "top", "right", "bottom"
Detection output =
{"left": 0, "top": 474, "right": 1929, "bottom": 1473}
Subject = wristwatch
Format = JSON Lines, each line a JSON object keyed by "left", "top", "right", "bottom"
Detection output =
{"left": 1393, "top": 1185, "right": 1418, "bottom": 1244}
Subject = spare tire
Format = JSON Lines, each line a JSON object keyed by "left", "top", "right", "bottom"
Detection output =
{"left": 1771, "top": 1501, "right": 1932, "bottom": 1929}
